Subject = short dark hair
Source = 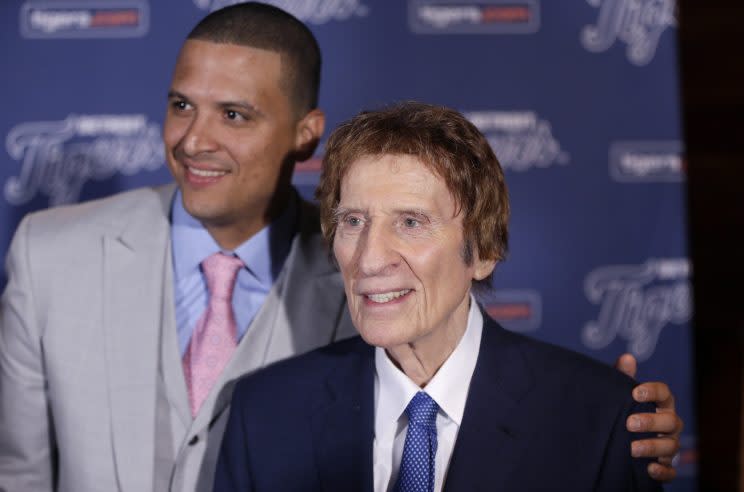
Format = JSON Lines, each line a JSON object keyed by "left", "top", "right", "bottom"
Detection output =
{"left": 317, "top": 101, "right": 510, "bottom": 286}
{"left": 187, "top": 2, "right": 321, "bottom": 114}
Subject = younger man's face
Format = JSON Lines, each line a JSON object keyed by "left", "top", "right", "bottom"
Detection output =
{"left": 163, "top": 39, "right": 306, "bottom": 247}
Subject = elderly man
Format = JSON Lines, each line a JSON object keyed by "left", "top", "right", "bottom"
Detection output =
{"left": 215, "top": 102, "right": 666, "bottom": 491}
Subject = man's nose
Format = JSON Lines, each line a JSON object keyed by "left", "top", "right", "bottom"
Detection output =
{"left": 182, "top": 113, "right": 219, "bottom": 156}
{"left": 356, "top": 223, "right": 399, "bottom": 276}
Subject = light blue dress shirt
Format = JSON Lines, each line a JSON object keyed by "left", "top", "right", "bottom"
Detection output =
{"left": 170, "top": 190, "right": 297, "bottom": 356}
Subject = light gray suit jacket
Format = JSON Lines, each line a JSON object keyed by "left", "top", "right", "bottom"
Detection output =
{"left": 0, "top": 184, "right": 355, "bottom": 492}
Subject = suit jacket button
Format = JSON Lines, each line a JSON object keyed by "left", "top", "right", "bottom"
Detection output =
{"left": 188, "top": 435, "right": 199, "bottom": 445}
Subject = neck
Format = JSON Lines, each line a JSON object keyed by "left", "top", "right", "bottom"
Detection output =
{"left": 205, "top": 192, "right": 291, "bottom": 250}
{"left": 205, "top": 222, "right": 265, "bottom": 251}
{"left": 386, "top": 296, "right": 471, "bottom": 387}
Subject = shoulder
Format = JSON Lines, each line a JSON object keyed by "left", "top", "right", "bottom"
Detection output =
{"left": 480, "top": 316, "right": 651, "bottom": 445}
{"left": 482, "top": 316, "right": 636, "bottom": 403}
{"left": 5, "top": 184, "right": 175, "bottom": 281}
{"left": 232, "top": 336, "right": 370, "bottom": 399}
{"left": 25, "top": 186, "right": 174, "bottom": 231}
{"left": 476, "top": 317, "right": 659, "bottom": 491}
{"left": 18, "top": 184, "right": 173, "bottom": 238}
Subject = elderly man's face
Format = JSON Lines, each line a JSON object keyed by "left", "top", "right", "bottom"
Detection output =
{"left": 333, "top": 154, "right": 494, "bottom": 351}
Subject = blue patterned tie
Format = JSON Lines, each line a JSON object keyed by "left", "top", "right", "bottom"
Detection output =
{"left": 394, "top": 391, "right": 439, "bottom": 492}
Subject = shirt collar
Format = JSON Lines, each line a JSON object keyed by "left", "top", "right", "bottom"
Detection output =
{"left": 374, "top": 295, "right": 483, "bottom": 435}
{"left": 170, "top": 189, "right": 297, "bottom": 286}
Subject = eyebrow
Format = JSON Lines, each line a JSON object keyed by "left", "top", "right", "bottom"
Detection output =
{"left": 393, "top": 208, "right": 431, "bottom": 218}
{"left": 167, "top": 90, "right": 187, "bottom": 100}
{"left": 331, "top": 207, "right": 433, "bottom": 220}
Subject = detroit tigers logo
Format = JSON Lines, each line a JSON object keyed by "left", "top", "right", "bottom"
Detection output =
{"left": 4, "top": 114, "right": 163, "bottom": 206}
{"left": 582, "top": 258, "right": 691, "bottom": 361}
{"left": 580, "top": 0, "right": 676, "bottom": 66}
{"left": 464, "top": 110, "right": 570, "bottom": 172}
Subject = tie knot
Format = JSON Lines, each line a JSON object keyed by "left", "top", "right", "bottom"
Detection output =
{"left": 201, "top": 252, "right": 244, "bottom": 301}
{"left": 405, "top": 392, "right": 438, "bottom": 429}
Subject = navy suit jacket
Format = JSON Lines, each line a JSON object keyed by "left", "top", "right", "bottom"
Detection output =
{"left": 215, "top": 315, "right": 661, "bottom": 492}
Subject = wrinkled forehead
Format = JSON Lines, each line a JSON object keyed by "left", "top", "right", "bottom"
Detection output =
{"left": 337, "top": 153, "right": 463, "bottom": 218}
{"left": 339, "top": 153, "right": 458, "bottom": 207}
{"left": 340, "top": 152, "right": 448, "bottom": 185}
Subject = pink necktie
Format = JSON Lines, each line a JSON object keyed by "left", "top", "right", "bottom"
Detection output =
{"left": 183, "top": 252, "right": 244, "bottom": 417}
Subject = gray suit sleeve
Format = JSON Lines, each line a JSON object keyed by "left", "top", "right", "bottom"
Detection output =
{"left": 0, "top": 214, "right": 56, "bottom": 491}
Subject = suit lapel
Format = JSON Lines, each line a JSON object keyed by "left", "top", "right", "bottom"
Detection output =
{"left": 103, "top": 185, "right": 176, "bottom": 492}
{"left": 268, "top": 199, "right": 354, "bottom": 354}
{"left": 159, "top": 237, "right": 192, "bottom": 427}
{"left": 311, "top": 339, "right": 375, "bottom": 492}
{"left": 444, "top": 316, "right": 536, "bottom": 491}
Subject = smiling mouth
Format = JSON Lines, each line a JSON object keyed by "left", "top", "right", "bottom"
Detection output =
{"left": 186, "top": 166, "right": 228, "bottom": 178}
{"left": 365, "top": 289, "right": 411, "bottom": 304}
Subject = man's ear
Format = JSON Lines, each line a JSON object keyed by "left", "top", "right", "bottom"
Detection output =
{"left": 294, "top": 108, "right": 325, "bottom": 161}
{"left": 472, "top": 256, "right": 497, "bottom": 281}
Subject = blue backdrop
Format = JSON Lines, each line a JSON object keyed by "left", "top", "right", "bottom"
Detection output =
{"left": 1, "top": 0, "right": 695, "bottom": 489}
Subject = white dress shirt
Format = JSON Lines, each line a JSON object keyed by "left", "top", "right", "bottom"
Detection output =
{"left": 373, "top": 297, "right": 483, "bottom": 492}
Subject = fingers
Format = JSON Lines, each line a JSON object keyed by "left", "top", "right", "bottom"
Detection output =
{"left": 625, "top": 369, "right": 683, "bottom": 483}
{"left": 615, "top": 353, "right": 638, "bottom": 378}
{"left": 631, "top": 437, "right": 680, "bottom": 459}
{"left": 647, "top": 462, "right": 677, "bottom": 482}
{"left": 633, "top": 382, "right": 674, "bottom": 409}
{"left": 657, "top": 455, "right": 674, "bottom": 466}
{"left": 627, "top": 412, "right": 682, "bottom": 434}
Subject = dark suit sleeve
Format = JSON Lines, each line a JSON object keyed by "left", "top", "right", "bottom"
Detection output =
{"left": 594, "top": 397, "right": 662, "bottom": 491}
{"left": 214, "top": 381, "right": 254, "bottom": 492}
